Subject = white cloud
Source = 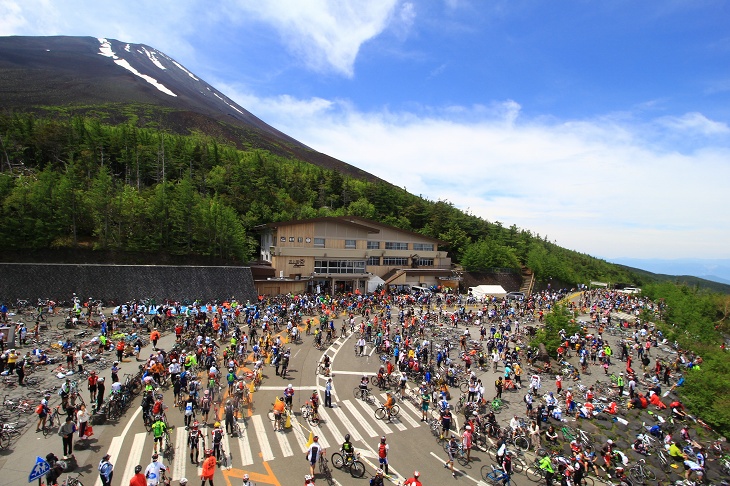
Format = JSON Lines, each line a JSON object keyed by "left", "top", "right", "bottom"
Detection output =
{"left": 657, "top": 112, "right": 730, "bottom": 136}
{"left": 232, "top": 0, "right": 401, "bottom": 76}
{"left": 220, "top": 88, "right": 730, "bottom": 260}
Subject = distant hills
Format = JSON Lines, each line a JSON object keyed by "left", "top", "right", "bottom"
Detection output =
{"left": 611, "top": 258, "right": 730, "bottom": 286}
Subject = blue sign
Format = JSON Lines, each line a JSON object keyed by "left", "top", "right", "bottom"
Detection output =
{"left": 28, "top": 457, "right": 50, "bottom": 482}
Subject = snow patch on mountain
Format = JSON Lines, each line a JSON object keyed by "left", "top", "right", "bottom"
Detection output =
{"left": 213, "top": 92, "right": 244, "bottom": 115}
{"left": 141, "top": 46, "right": 165, "bottom": 70}
{"left": 124, "top": 44, "right": 130, "bottom": 52}
{"left": 172, "top": 60, "right": 199, "bottom": 81}
{"left": 96, "top": 38, "right": 176, "bottom": 97}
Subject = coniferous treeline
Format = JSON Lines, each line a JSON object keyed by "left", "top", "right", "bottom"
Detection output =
{"left": 0, "top": 109, "right": 638, "bottom": 285}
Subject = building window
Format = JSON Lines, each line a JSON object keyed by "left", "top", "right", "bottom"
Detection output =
{"left": 314, "top": 260, "right": 366, "bottom": 274}
{"left": 367, "top": 256, "right": 381, "bottom": 266}
{"left": 367, "top": 241, "right": 380, "bottom": 249}
{"left": 297, "top": 237, "right": 303, "bottom": 243}
{"left": 417, "top": 258, "right": 434, "bottom": 267}
{"left": 345, "top": 239, "right": 356, "bottom": 249}
{"left": 313, "top": 238, "right": 325, "bottom": 248}
{"left": 382, "top": 257, "right": 409, "bottom": 266}
{"left": 385, "top": 242, "right": 408, "bottom": 250}
{"left": 413, "top": 243, "right": 434, "bottom": 251}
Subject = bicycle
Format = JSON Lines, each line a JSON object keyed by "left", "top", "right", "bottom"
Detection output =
{"left": 163, "top": 429, "right": 174, "bottom": 460}
{"left": 375, "top": 404, "right": 400, "bottom": 421}
{"left": 353, "top": 387, "right": 376, "bottom": 405}
{"left": 318, "top": 448, "right": 334, "bottom": 486}
{"left": 481, "top": 464, "right": 513, "bottom": 485}
{"left": 300, "top": 402, "right": 320, "bottom": 426}
{"left": 331, "top": 450, "right": 366, "bottom": 478}
{"left": 43, "top": 406, "right": 63, "bottom": 437}
{"left": 60, "top": 471, "right": 84, "bottom": 486}
{"left": 629, "top": 458, "right": 656, "bottom": 482}
{"left": 490, "top": 397, "right": 507, "bottom": 413}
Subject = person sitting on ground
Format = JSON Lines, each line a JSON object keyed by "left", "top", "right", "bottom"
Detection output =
{"left": 632, "top": 437, "right": 649, "bottom": 455}
{"left": 669, "top": 441, "right": 685, "bottom": 461}
{"left": 545, "top": 425, "right": 559, "bottom": 444}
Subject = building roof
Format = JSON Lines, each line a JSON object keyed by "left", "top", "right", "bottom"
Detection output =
{"left": 255, "top": 216, "right": 447, "bottom": 245}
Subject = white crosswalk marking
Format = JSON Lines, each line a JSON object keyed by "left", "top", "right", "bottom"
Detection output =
{"left": 274, "top": 428, "right": 294, "bottom": 457}
{"left": 317, "top": 407, "right": 345, "bottom": 445}
{"left": 121, "top": 432, "right": 147, "bottom": 486}
{"left": 172, "top": 427, "right": 187, "bottom": 479}
{"left": 354, "top": 397, "right": 393, "bottom": 434}
{"left": 393, "top": 396, "right": 423, "bottom": 428}
{"left": 341, "top": 400, "right": 378, "bottom": 438}
{"left": 311, "top": 423, "right": 331, "bottom": 448}
{"left": 222, "top": 430, "right": 233, "bottom": 468}
{"left": 252, "top": 414, "right": 275, "bottom": 461}
{"left": 331, "top": 404, "right": 365, "bottom": 441}
{"left": 93, "top": 436, "right": 123, "bottom": 486}
{"left": 236, "top": 421, "right": 254, "bottom": 465}
{"left": 290, "top": 416, "right": 309, "bottom": 452}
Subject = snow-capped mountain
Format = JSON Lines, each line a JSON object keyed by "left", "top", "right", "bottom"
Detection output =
{"left": 0, "top": 35, "right": 377, "bottom": 181}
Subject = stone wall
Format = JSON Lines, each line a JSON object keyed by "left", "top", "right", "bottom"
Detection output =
{"left": 0, "top": 264, "right": 257, "bottom": 304}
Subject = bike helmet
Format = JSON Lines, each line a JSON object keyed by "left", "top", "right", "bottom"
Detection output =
{"left": 214, "top": 421, "right": 221, "bottom": 427}
{"left": 193, "top": 421, "right": 199, "bottom": 428}
{"left": 135, "top": 465, "right": 143, "bottom": 474}
{"left": 204, "top": 449, "right": 212, "bottom": 456}
{"left": 242, "top": 474, "right": 249, "bottom": 481}
{"left": 414, "top": 471, "right": 420, "bottom": 478}
{"left": 152, "top": 453, "right": 159, "bottom": 460}
{"left": 381, "top": 436, "right": 386, "bottom": 443}
{"left": 304, "top": 475, "right": 312, "bottom": 481}
{"left": 345, "top": 433, "right": 350, "bottom": 441}
{"left": 376, "top": 469, "right": 384, "bottom": 475}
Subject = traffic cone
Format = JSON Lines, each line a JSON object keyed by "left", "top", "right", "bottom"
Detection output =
{"left": 285, "top": 412, "right": 291, "bottom": 428}
{"left": 305, "top": 430, "right": 314, "bottom": 448}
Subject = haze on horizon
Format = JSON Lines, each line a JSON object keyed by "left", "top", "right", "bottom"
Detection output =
{"left": 3, "top": 0, "right": 730, "bottom": 269}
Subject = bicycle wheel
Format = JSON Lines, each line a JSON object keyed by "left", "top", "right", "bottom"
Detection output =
{"left": 267, "top": 411, "right": 275, "bottom": 422}
{"left": 457, "top": 452, "right": 469, "bottom": 467}
{"left": 391, "top": 404, "right": 400, "bottom": 417}
{"left": 577, "top": 477, "right": 594, "bottom": 486}
{"left": 512, "top": 459, "right": 524, "bottom": 474}
{"left": 459, "top": 381, "right": 469, "bottom": 393}
{"left": 514, "top": 435, "right": 530, "bottom": 452}
{"left": 43, "top": 416, "right": 56, "bottom": 437}
{"left": 350, "top": 460, "right": 365, "bottom": 478}
{"left": 643, "top": 467, "right": 656, "bottom": 481}
{"left": 331, "top": 452, "right": 344, "bottom": 469}
{"left": 353, "top": 387, "right": 362, "bottom": 400}
{"left": 319, "top": 458, "right": 329, "bottom": 474}
{"left": 525, "top": 466, "right": 545, "bottom": 482}
{"left": 375, "top": 408, "right": 386, "bottom": 420}
{"left": 308, "top": 414, "right": 320, "bottom": 426}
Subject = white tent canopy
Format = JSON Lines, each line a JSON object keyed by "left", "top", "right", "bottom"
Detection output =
{"left": 468, "top": 285, "right": 507, "bottom": 298}
{"left": 367, "top": 275, "right": 386, "bottom": 293}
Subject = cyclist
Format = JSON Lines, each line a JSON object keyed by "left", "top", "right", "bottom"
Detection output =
{"left": 370, "top": 468, "right": 385, "bottom": 486}
{"left": 144, "top": 453, "right": 167, "bottom": 486}
{"left": 151, "top": 415, "right": 167, "bottom": 454}
{"left": 36, "top": 393, "right": 50, "bottom": 432}
{"left": 242, "top": 473, "right": 253, "bottom": 486}
{"left": 403, "top": 471, "right": 422, "bottom": 486}
{"left": 383, "top": 392, "right": 395, "bottom": 421}
{"left": 188, "top": 421, "right": 202, "bottom": 464}
{"left": 284, "top": 384, "right": 295, "bottom": 409}
{"left": 304, "top": 474, "right": 315, "bottom": 485}
{"left": 224, "top": 399, "right": 235, "bottom": 435}
{"left": 272, "top": 396, "right": 286, "bottom": 431}
{"left": 226, "top": 368, "right": 237, "bottom": 394}
{"left": 200, "top": 389, "right": 212, "bottom": 424}
{"left": 377, "top": 436, "right": 390, "bottom": 476}
{"left": 201, "top": 449, "right": 216, "bottom": 486}
{"left": 310, "top": 390, "right": 320, "bottom": 421}
{"left": 183, "top": 394, "right": 196, "bottom": 428}
{"left": 501, "top": 450, "right": 514, "bottom": 483}
{"left": 305, "top": 436, "right": 322, "bottom": 478}
{"left": 444, "top": 435, "right": 458, "bottom": 478}
{"left": 341, "top": 433, "right": 355, "bottom": 463}
{"left": 539, "top": 453, "right": 555, "bottom": 485}
{"left": 440, "top": 405, "right": 453, "bottom": 439}
{"left": 211, "top": 421, "right": 224, "bottom": 462}
{"left": 129, "top": 465, "right": 146, "bottom": 486}
{"left": 420, "top": 388, "right": 431, "bottom": 422}
{"left": 359, "top": 375, "right": 370, "bottom": 400}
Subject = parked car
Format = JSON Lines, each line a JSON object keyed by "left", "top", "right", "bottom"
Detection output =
{"left": 506, "top": 291, "right": 525, "bottom": 301}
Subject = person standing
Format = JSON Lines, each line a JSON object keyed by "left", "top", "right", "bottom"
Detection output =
{"left": 129, "top": 465, "right": 145, "bottom": 486}
{"left": 96, "top": 377, "right": 106, "bottom": 410}
{"left": 494, "top": 376, "right": 504, "bottom": 399}
{"left": 616, "top": 372, "right": 625, "bottom": 396}
{"left": 59, "top": 415, "right": 76, "bottom": 459}
{"left": 98, "top": 453, "right": 114, "bottom": 486}
{"left": 306, "top": 436, "right": 322, "bottom": 478}
{"left": 88, "top": 371, "right": 99, "bottom": 403}
{"left": 77, "top": 404, "right": 90, "bottom": 441}
{"left": 200, "top": 449, "right": 216, "bottom": 486}
{"left": 325, "top": 378, "right": 333, "bottom": 408}
{"left": 403, "top": 471, "right": 422, "bottom": 486}
{"left": 16, "top": 355, "right": 25, "bottom": 386}
{"left": 144, "top": 454, "right": 167, "bottom": 486}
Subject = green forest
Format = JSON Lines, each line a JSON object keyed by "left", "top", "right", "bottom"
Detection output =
{"left": 0, "top": 108, "right": 637, "bottom": 285}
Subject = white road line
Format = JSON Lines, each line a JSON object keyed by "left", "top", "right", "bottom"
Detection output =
{"left": 369, "top": 345, "right": 376, "bottom": 356}
{"left": 290, "top": 416, "right": 309, "bottom": 452}
{"left": 397, "top": 396, "right": 425, "bottom": 427}
{"left": 428, "top": 451, "right": 487, "bottom": 485}
{"left": 341, "top": 400, "right": 379, "bottom": 438}
{"left": 121, "top": 432, "right": 147, "bottom": 486}
{"left": 256, "top": 385, "right": 316, "bottom": 391}
{"left": 356, "top": 396, "right": 394, "bottom": 434}
{"left": 237, "top": 421, "right": 254, "bottom": 465}
{"left": 273, "top": 428, "right": 294, "bottom": 457}
{"left": 92, "top": 435, "right": 122, "bottom": 486}
{"left": 222, "top": 431, "right": 233, "bottom": 468}
{"left": 331, "top": 405, "right": 364, "bottom": 442}
{"left": 317, "top": 407, "right": 345, "bottom": 445}
{"left": 252, "top": 414, "right": 275, "bottom": 461}
{"left": 311, "top": 421, "right": 331, "bottom": 449}
{"left": 329, "top": 370, "right": 373, "bottom": 375}
{"left": 172, "top": 427, "right": 187, "bottom": 479}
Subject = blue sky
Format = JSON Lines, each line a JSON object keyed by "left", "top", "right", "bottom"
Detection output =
{"left": 3, "top": 0, "right": 730, "bottom": 263}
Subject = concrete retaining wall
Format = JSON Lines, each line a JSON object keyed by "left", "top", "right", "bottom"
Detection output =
{"left": 0, "top": 264, "right": 257, "bottom": 304}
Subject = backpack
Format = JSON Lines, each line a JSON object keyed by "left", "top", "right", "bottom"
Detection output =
{"left": 36, "top": 404, "right": 44, "bottom": 415}
{"left": 524, "top": 394, "right": 530, "bottom": 403}
{"left": 202, "top": 398, "right": 210, "bottom": 410}
{"left": 185, "top": 402, "right": 193, "bottom": 415}
{"left": 213, "top": 429, "right": 222, "bottom": 443}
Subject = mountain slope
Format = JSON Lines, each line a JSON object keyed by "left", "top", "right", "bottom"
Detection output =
{"left": 0, "top": 35, "right": 378, "bottom": 181}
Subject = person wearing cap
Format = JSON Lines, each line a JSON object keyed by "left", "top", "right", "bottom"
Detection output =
{"left": 284, "top": 384, "right": 295, "bottom": 409}
{"left": 444, "top": 435, "right": 458, "bottom": 477}
{"left": 601, "top": 439, "right": 614, "bottom": 468}
{"left": 616, "top": 372, "right": 625, "bottom": 396}
{"left": 150, "top": 328, "right": 161, "bottom": 350}
{"left": 377, "top": 436, "right": 390, "bottom": 476}
{"left": 462, "top": 425, "right": 473, "bottom": 462}
{"left": 306, "top": 435, "right": 322, "bottom": 478}
{"left": 370, "top": 468, "right": 385, "bottom": 486}
{"left": 98, "top": 453, "right": 114, "bottom": 486}
{"left": 88, "top": 370, "right": 99, "bottom": 403}
{"left": 179, "top": 479, "right": 188, "bottom": 486}
{"left": 403, "top": 471, "right": 422, "bottom": 486}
